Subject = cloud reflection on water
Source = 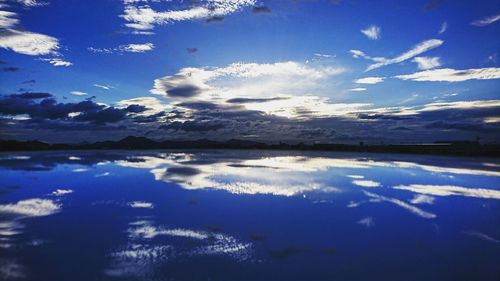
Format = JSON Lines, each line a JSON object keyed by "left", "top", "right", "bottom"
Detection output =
{"left": 106, "top": 219, "right": 253, "bottom": 278}
{"left": 394, "top": 184, "right": 500, "bottom": 199}
{"left": 111, "top": 152, "right": 500, "bottom": 199}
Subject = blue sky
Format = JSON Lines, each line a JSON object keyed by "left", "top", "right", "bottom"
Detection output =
{"left": 0, "top": 0, "right": 499, "bottom": 143}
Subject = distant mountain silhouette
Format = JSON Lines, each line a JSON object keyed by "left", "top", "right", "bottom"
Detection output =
{"left": 1, "top": 136, "right": 499, "bottom": 157}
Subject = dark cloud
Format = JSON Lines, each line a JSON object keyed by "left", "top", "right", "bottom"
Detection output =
{"left": 423, "top": 0, "right": 444, "bottom": 11}
{"left": 126, "top": 104, "right": 148, "bottom": 113}
{"left": 0, "top": 92, "right": 132, "bottom": 124}
{"left": 159, "top": 120, "right": 224, "bottom": 132}
{"left": 391, "top": 126, "right": 412, "bottom": 131}
{"left": 12, "top": 92, "right": 51, "bottom": 99}
{"left": 133, "top": 112, "right": 165, "bottom": 123}
{"left": 227, "top": 97, "right": 289, "bottom": 104}
{"left": 72, "top": 107, "right": 128, "bottom": 124}
{"left": 167, "top": 85, "right": 203, "bottom": 98}
{"left": 252, "top": 6, "right": 271, "bottom": 14}
{"left": 176, "top": 101, "right": 222, "bottom": 110}
{"left": 425, "top": 121, "right": 497, "bottom": 133}
{"left": 21, "top": 118, "right": 127, "bottom": 131}
{"left": 206, "top": 16, "right": 224, "bottom": 23}
{"left": 357, "top": 113, "right": 413, "bottom": 121}
{"left": 186, "top": 47, "right": 198, "bottom": 54}
{"left": 166, "top": 166, "right": 201, "bottom": 176}
{"left": 3, "top": 67, "right": 19, "bottom": 72}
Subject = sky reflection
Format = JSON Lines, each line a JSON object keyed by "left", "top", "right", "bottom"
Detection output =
{"left": 0, "top": 150, "right": 499, "bottom": 280}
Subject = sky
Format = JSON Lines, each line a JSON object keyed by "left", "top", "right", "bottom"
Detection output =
{"left": 0, "top": 0, "right": 499, "bottom": 144}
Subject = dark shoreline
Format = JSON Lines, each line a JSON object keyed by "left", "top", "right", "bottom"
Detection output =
{"left": 1, "top": 136, "right": 499, "bottom": 157}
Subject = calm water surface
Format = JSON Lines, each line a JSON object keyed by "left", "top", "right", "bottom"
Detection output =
{"left": 0, "top": 150, "right": 499, "bottom": 281}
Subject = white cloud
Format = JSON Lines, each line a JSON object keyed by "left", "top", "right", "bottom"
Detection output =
{"left": 15, "top": 0, "right": 46, "bottom": 7}
{"left": 395, "top": 67, "right": 500, "bottom": 82}
{"left": 360, "top": 25, "right": 380, "bottom": 40}
{"left": 0, "top": 199, "right": 60, "bottom": 217}
{"left": 357, "top": 216, "right": 374, "bottom": 227}
{"left": 412, "top": 56, "right": 441, "bottom": 70}
{"left": 0, "top": 5, "right": 67, "bottom": 61}
{"left": 352, "top": 180, "right": 380, "bottom": 187}
{"left": 394, "top": 184, "right": 500, "bottom": 200}
{"left": 89, "top": 43, "right": 154, "bottom": 54}
{"left": 438, "top": 21, "right": 447, "bottom": 34}
{"left": 94, "top": 84, "right": 114, "bottom": 90}
{"left": 39, "top": 58, "right": 72, "bottom": 67}
{"left": 0, "top": 29, "right": 59, "bottom": 55}
{"left": 119, "top": 43, "right": 154, "bottom": 53}
{"left": 51, "top": 189, "right": 73, "bottom": 196}
{"left": 367, "top": 39, "right": 443, "bottom": 71}
{"left": 314, "top": 53, "right": 335, "bottom": 58}
{"left": 70, "top": 91, "right": 88, "bottom": 96}
{"left": 349, "top": 49, "right": 386, "bottom": 62}
{"left": 410, "top": 194, "right": 435, "bottom": 204}
{"left": 355, "top": 77, "right": 384, "bottom": 84}
{"left": 471, "top": 13, "right": 500, "bottom": 27}
{"left": 87, "top": 47, "right": 114, "bottom": 54}
{"left": 72, "top": 168, "right": 88, "bottom": 172}
{"left": 129, "top": 201, "right": 154, "bottom": 208}
{"left": 95, "top": 172, "right": 110, "bottom": 177}
{"left": 349, "top": 87, "right": 367, "bottom": 92}
{"left": 121, "top": 0, "right": 257, "bottom": 31}
{"left": 0, "top": 10, "right": 19, "bottom": 28}
{"left": 352, "top": 39, "right": 443, "bottom": 71}
{"left": 150, "top": 61, "right": 353, "bottom": 119}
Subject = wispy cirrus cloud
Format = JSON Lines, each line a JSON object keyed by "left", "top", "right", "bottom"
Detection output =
{"left": 121, "top": 0, "right": 257, "bottom": 32}
{"left": 395, "top": 67, "right": 500, "bottom": 82}
{"left": 360, "top": 25, "right": 380, "bottom": 40}
{"left": 438, "top": 21, "right": 447, "bottom": 34}
{"left": 349, "top": 87, "right": 367, "bottom": 92}
{"left": 94, "top": 84, "right": 114, "bottom": 90}
{"left": 351, "top": 39, "right": 443, "bottom": 71}
{"left": 471, "top": 13, "right": 500, "bottom": 27}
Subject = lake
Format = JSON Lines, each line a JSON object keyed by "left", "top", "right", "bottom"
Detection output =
{"left": 0, "top": 150, "right": 499, "bottom": 281}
